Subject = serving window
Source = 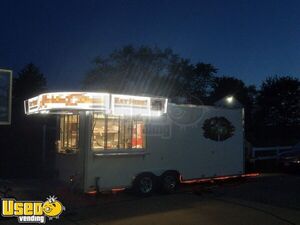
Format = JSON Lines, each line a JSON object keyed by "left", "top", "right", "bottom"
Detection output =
{"left": 92, "top": 113, "right": 146, "bottom": 151}
{"left": 57, "top": 114, "right": 80, "bottom": 154}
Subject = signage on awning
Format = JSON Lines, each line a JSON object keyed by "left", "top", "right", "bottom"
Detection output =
{"left": 25, "top": 92, "right": 110, "bottom": 114}
{"left": 112, "top": 94, "right": 150, "bottom": 116}
{"left": 24, "top": 92, "right": 167, "bottom": 117}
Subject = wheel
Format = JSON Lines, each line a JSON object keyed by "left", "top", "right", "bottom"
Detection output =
{"left": 160, "top": 171, "right": 179, "bottom": 194}
{"left": 133, "top": 173, "right": 157, "bottom": 196}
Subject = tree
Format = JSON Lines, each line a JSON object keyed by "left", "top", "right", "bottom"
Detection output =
{"left": 208, "top": 76, "right": 257, "bottom": 142}
{"left": 0, "top": 63, "right": 49, "bottom": 178}
{"left": 13, "top": 63, "right": 47, "bottom": 100}
{"left": 254, "top": 76, "right": 300, "bottom": 145}
{"left": 83, "top": 45, "right": 217, "bottom": 102}
{"left": 185, "top": 63, "right": 218, "bottom": 101}
{"left": 209, "top": 76, "right": 252, "bottom": 104}
{"left": 83, "top": 45, "right": 182, "bottom": 97}
{"left": 12, "top": 63, "right": 47, "bottom": 123}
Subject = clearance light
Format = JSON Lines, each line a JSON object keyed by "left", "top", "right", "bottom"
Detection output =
{"left": 241, "top": 173, "right": 260, "bottom": 177}
{"left": 86, "top": 190, "right": 97, "bottom": 196}
{"left": 180, "top": 173, "right": 259, "bottom": 184}
{"left": 179, "top": 175, "right": 213, "bottom": 184}
{"left": 111, "top": 188, "right": 126, "bottom": 193}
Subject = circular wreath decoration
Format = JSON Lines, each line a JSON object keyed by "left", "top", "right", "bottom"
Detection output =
{"left": 202, "top": 117, "right": 235, "bottom": 141}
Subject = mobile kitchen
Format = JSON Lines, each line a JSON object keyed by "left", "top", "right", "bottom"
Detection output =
{"left": 24, "top": 92, "right": 244, "bottom": 195}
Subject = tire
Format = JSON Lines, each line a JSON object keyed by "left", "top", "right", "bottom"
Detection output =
{"left": 160, "top": 171, "right": 179, "bottom": 194}
{"left": 133, "top": 172, "right": 157, "bottom": 196}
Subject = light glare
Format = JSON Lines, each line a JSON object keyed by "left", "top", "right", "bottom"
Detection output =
{"left": 226, "top": 96, "right": 234, "bottom": 104}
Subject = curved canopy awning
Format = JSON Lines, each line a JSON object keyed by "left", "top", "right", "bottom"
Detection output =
{"left": 24, "top": 92, "right": 168, "bottom": 117}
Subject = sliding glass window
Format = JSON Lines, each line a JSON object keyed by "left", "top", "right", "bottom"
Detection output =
{"left": 92, "top": 113, "right": 146, "bottom": 151}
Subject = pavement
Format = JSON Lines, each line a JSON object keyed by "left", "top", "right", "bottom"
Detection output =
{"left": 1, "top": 173, "right": 300, "bottom": 225}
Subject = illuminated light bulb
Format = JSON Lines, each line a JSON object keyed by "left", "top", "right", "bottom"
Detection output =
{"left": 226, "top": 96, "right": 234, "bottom": 104}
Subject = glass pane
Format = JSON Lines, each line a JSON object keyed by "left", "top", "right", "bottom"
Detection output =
{"left": 58, "top": 116, "right": 64, "bottom": 152}
{"left": 70, "top": 115, "right": 78, "bottom": 148}
{"left": 58, "top": 115, "right": 79, "bottom": 153}
{"left": 119, "top": 119, "right": 125, "bottom": 149}
{"left": 137, "top": 121, "right": 145, "bottom": 148}
{"left": 91, "top": 115, "right": 145, "bottom": 151}
{"left": 92, "top": 114, "right": 105, "bottom": 150}
{"left": 107, "top": 116, "right": 119, "bottom": 149}
{"left": 132, "top": 120, "right": 137, "bottom": 149}
{"left": 124, "top": 119, "right": 132, "bottom": 149}
{"left": 132, "top": 120, "right": 145, "bottom": 149}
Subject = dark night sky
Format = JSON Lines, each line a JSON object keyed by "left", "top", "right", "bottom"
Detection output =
{"left": 1, "top": 0, "right": 300, "bottom": 90}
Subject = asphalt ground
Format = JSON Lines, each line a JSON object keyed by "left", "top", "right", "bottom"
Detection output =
{"left": 1, "top": 173, "right": 300, "bottom": 225}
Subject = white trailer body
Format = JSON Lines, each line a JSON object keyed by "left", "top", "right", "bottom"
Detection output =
{"left": 25, "top": 92, "right": 244, "bottom": 193}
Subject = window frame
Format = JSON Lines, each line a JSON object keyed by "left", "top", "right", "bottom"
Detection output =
{"left": 57, "top": 114, "right": 80, "bottom": 154}
{"left": 91, "top": 113, "right": 147, "bottom": 154}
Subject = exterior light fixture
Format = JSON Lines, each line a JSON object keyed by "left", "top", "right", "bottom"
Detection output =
{"left": 226, "top": 96, "right": 234, "bottom": 104}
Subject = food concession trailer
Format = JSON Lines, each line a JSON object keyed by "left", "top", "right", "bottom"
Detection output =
{"left": 24, "top": 92, "right": 244, "bottom": 194}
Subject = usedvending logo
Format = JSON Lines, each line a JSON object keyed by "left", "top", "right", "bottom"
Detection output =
{"left": 1, "top": 196, "right": 65, "bottom": 223}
